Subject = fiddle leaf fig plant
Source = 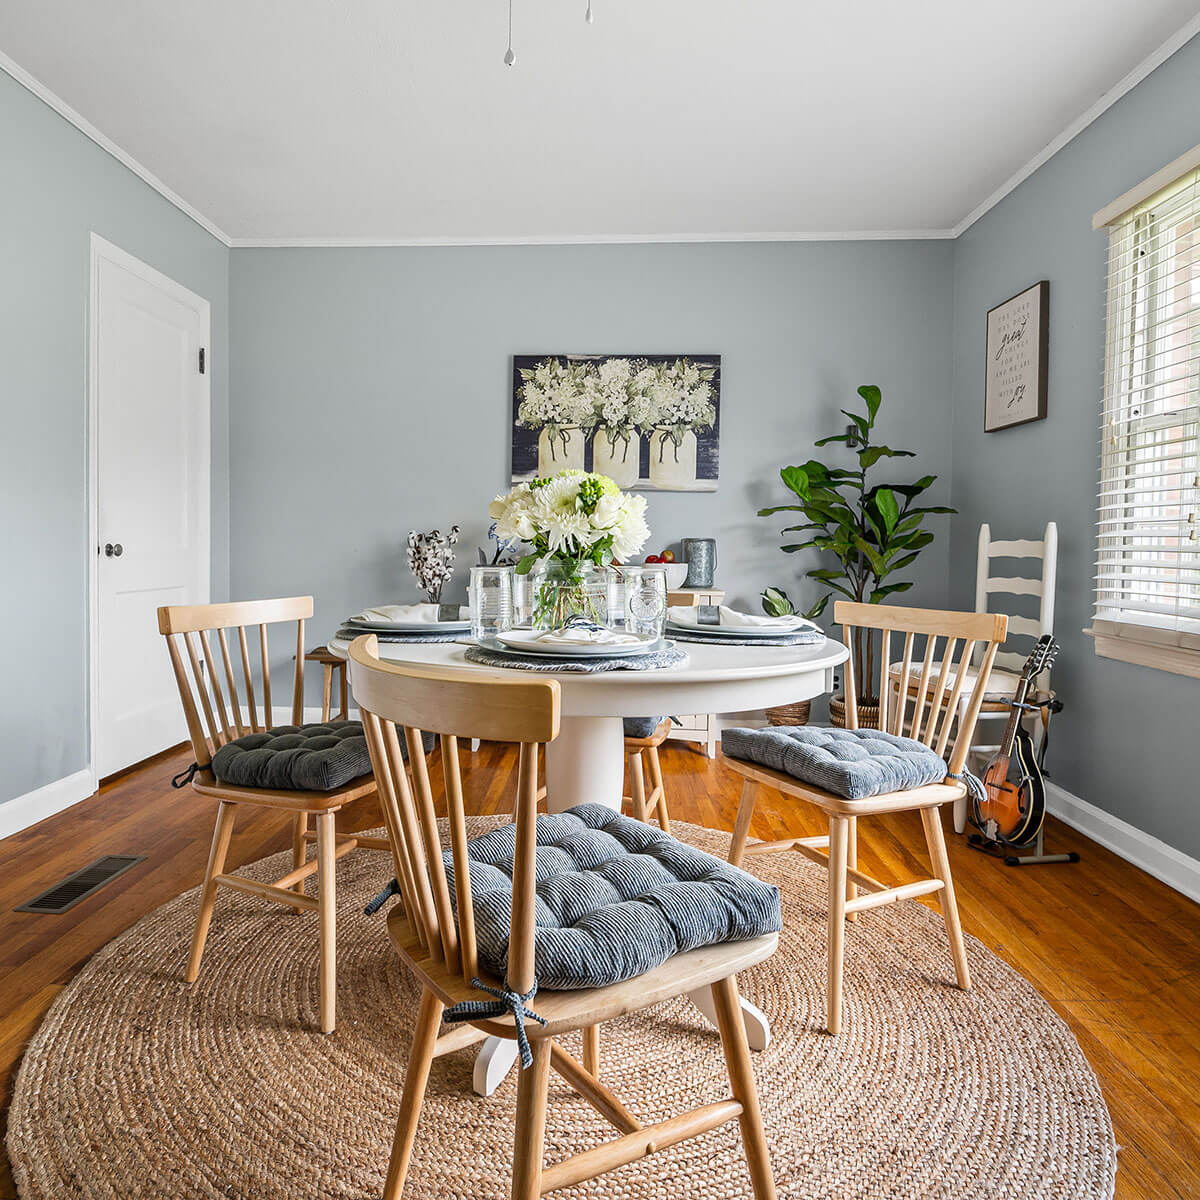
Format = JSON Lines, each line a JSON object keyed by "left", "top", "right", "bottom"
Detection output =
{"left": 758, "top": 384, "right": 954, "bottom": 701}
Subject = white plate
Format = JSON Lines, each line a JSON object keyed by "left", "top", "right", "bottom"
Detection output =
{"left": 491, "top": 630, "right": 666, "bottom": 658}
{"left": 346, "top": 618, "right": 471, "bottom": 633}
{"left": 665, "top": 619, "right": 804, "bottom": 639}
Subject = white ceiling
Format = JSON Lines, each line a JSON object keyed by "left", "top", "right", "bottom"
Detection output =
{"left": 2, "top": 1, "right": 1199, "bottom": 243}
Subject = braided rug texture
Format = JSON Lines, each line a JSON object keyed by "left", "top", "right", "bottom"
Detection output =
{"left": 8, "top": 819, "right": 1115, "bottom": 1200}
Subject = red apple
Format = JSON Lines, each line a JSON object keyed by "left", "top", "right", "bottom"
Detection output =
{"left": 645, "top": 554, "right": 662, "bottom": 563}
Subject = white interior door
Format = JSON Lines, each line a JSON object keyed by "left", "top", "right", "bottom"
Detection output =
{"left": 92, "top": 236, "right": 210, "bottom": 778}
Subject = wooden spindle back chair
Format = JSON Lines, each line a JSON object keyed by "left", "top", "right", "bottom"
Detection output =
{"left": 348, "top": 634, "right": 779, "bottom": 1200}
{"left": 158, "top": 597, "right": 385, "bottom": 1034}
{"left": 723, "top": 602, "right": 1008, "bottom": 1034}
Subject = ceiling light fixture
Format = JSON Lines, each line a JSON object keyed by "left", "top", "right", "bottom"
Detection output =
{"left": 504, "top": 0, "right": 593, "bottom": 66}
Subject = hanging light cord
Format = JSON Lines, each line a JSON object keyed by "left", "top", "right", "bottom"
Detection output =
{"left": 586, "top": 0, "right": 594, "bottom": 23}
{"left": 504, "top": 0, "right": 515, "bottom": 65}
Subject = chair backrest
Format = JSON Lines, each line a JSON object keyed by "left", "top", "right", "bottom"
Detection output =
{"left": 347, "top": 634, "right": 560, "bottom": 995}
{"left": 157, "top": 596, "right": 313, "bottom": 769}
{"left": 833, "top": 601, "right": 1008, "bottom": 776}
{"left": 974, "top": 522, "right": 1057, "bottom": 680}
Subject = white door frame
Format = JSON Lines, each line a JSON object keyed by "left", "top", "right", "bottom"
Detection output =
{"left": 87, "top": 233, "right": 211, "bottom": 781}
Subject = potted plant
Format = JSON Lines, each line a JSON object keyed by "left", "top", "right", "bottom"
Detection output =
{"left": 758, "top": 385, "right": 954, "bottom": 727}
{"left": 489, "top": 469, "right": 650, "bottom": 630}
{"left": 760, "top": 587, "right": 812, "bottom": 727}
{"left": 406, "top": 525, "right": 460, "bottom": 604}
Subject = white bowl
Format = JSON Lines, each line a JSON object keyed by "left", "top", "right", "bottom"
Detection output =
{"left": 664, "top": 562, "right": 688, "bottom": 589}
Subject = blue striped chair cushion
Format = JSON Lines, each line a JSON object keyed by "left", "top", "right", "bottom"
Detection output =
{"left": 721, "top": 725, "right": 948, "bottom": 800}
{"left": 444, "top": 804, "right": 781, "bottom": 990}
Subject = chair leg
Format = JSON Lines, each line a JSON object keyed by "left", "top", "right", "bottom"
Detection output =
{"left": 290, "top": 813, "right": 309, "bottom": 913}
{"left": 826, "top": 816, "right": 850, "bottom": 1035}
{"left": 710, "top": 975, "right": 777, "bottom": 1200}
{"left": 186, "top": 801, "right": 237, "bottom": 983}
{"left": 628, "top": 751, "right": 648, "bottom": 822}
{"left": 728, "top": 780, "right": 757, "bottom": 867}
{"left": 646, "top": 745, "right": 670, "bottom": 832}
{"left": 316, "top": 811, "right": 338, "bottom": 1033}
{"left": 921, "top": 806, "right": 971, "bottom": 991}
{"left": 511, "top": 1039, "right": 552, "bottom": 1200}
{"left": 382, "top": 987, "right": 444, "bottom": 1200}
{"left": 582, "top": 1024, "right": 600, "bottom": 1077}
{"left": 320, "top": 663, "right": 333, "bottom": 722}
{"left": 845, "top": 816, "right": 858, "bottom": 923}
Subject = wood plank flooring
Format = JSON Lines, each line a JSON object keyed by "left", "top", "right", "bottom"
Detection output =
{"left": 1, "top": 741, "right": 1198, "bottom": 1198}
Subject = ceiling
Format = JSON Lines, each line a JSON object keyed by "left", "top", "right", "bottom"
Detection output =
{"left": 2, "top": 1, "right": 1198, "bottom": 243}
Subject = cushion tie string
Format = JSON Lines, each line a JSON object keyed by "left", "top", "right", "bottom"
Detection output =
{"left": 364, "top": 877, "right": 400, "bottom": 916}
{"left": 442, "top": 979, "right": 547, "bottom": 1069}
{"left": 947, "top": 768, "right": 987, "bottom": 809}
{"left": 171, "top": 762, "right": 200, "bottom": 789}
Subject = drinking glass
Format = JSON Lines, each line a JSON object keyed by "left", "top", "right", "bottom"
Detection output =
{"left": 470, "top": 566, "right": 513, "bottom": 642}
{"left": 622, "top": 566, "right": 668, "bottom": 640}
{"left": 512, "top": 568, "right": 536, "bottom": 628}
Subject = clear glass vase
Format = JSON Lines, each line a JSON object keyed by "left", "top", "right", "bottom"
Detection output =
{"left": 532, "top": 560, "right": 611, "bottom": 632}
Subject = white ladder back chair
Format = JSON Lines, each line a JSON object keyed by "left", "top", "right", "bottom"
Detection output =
{"left": 954, "top": 521, "right": 1058, "bottom": 831}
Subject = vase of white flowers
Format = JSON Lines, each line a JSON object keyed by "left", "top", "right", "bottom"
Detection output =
{"left": 642, "top": 359, "right": 717, "bottom": 489}
{"left": 406, "top": 525, "right": 460, "bottom": 603}
{"left": 488, "top": 469, "right": 650, "bottom": 631}
{"left": 517, "top": 358, "right": 594, "bottom": 475}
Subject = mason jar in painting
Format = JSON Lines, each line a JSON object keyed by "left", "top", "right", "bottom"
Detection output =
{"left": 592, "top": 429, "right": 640, "bottom": 488}
{"left": 649, "top": 428, "right": 697, "bottom": 490}
{"left": 537, "top": 426, "right": 585, "bottom": 473}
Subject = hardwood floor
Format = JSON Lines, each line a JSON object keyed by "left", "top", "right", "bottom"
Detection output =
{"left": 1, "top": 741, "right": 1198, "bottom": 1198}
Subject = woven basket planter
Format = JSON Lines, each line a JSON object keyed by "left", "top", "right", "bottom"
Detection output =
{"left": 827, "top": 694, "right": 881, "bottom": 730}
{"left": 765, "top": 700, "right": 811, "bottom": 726}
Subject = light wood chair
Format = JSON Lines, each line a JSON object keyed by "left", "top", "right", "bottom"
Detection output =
{"left": 347, "top": 634, "right": 779, "bottom": 1200}
{"left": 889, "top": 525, "right": 1057, "bottom": 831}
{"left": 723, "top": 601, "right": 1008, "bottom": 1035}
{"left": 624, "top": 718, "right": 672, "bottom": 832}
{"left": 158, "top": 597, "right": 389, "bottom": 1034}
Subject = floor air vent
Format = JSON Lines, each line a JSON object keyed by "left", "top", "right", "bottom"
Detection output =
{"left": 16, "top": 855, "right": 146, "bottom": 914}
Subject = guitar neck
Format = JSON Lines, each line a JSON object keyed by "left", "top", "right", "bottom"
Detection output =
{"left": 997, "top": 670, "right": 1035, "bottom": 760}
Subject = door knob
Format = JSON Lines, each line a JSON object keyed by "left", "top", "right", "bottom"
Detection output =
{"left": 104, "top": 543, "right": 123, "bottom": 558}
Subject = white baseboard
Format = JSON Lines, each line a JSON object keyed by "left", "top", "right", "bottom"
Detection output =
{"left": 0, "top": 768, "right": 98, "bottom": 841}
{"left": 1045, "top": 781, "right": 1200, "bottom": 905}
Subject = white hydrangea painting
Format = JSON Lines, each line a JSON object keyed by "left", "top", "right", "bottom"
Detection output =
{"left": 511, "top": 354, "right": 721, "bottom": 491}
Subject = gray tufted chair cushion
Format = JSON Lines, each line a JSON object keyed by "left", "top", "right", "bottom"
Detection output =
{"left": 622, "top": 716, "right": 667, "bottom": 739}
{"left": 444, "top": 804, "right": 781, "bottom": 990}
{"left": 211, "top": 721, "right": 433, "bottom": 792}
{"left": 721, "top": 725, "right": 948, "bottom": 800}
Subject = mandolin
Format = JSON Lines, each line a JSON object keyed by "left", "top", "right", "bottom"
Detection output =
{"left": 972, "top": 634, "right": 1059, "bottom": 848}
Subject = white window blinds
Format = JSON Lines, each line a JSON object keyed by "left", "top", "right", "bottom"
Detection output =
{"left": 1094, "top": 163, "right": 1200, "bottom": 659}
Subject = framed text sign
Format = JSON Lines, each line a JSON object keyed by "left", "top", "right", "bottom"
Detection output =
{"left": 984, "top": 281, "right": 1049, "bottom": 432}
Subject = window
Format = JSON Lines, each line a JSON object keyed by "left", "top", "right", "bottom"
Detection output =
{"left": 1092, "top": 157, "right": 1200, "bottom": 678}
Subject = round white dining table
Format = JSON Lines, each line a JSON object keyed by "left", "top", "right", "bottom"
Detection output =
{"left": 330, "top": 633, "right": 849, "bottom": 1094}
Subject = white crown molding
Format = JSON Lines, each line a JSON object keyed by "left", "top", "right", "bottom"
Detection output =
{"left": 1045, "top": 781, "right": 1200, "bottom": 906}
{"left": 951, "top": 14, "right": 1200, "bottom": 239}
{"left": 228, "top": 229, "right": 957, "bottom": 248}
{"left": 0, "top": 49, "right": 233, "bottom": 247}
{"left": 0, "top": 768, "right": 97, "bottom": 841}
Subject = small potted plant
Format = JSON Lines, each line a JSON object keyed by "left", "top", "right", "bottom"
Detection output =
{"left": 760, "top": 587, "right": 812, "bottom": 726}
{"left": 758, "top": 385, "right": 954, "bottom": 727}
{"left": 407, "top": 525, "right": 460, "bottom": 604}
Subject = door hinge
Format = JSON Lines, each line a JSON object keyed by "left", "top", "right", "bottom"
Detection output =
{"left": 199, "top": 347, "right": 206, "bottom": 375}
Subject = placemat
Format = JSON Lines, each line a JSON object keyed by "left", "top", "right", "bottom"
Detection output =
{"left": 464, "top": 643, "right": 688, "bottom": 673}
{"left": 667, "top": 628, "right": 826, "bottom": 647}
{"left": 334, "top": 626, "right": 466, "bottom": 644}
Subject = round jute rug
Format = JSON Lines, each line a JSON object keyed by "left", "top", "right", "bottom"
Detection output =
{"left": 8, "top": 819, "right": 1116, "bottom": 1200}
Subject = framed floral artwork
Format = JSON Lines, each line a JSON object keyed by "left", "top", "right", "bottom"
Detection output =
{"left": 984, "top": 281, "right": 1049, "bottom": 432}
{"left": 510, "top": 354, "right": 721, "bottom": 491}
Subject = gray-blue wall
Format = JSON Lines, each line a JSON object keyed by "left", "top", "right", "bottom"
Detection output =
{"left": 228, "top": 240, "right": 956, "bottom": 682}
{"left": 0, "top": 68, "right": 229, "bottom": 806}
{"left": 949, "top": 33, "right": 1200, "bottom": 858}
